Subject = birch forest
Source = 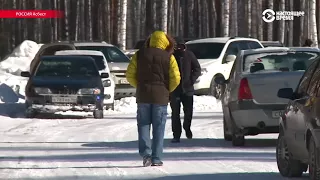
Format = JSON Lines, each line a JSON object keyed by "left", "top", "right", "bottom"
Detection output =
{"left": 0, "top": 0, "right": 320, "bottom": 58}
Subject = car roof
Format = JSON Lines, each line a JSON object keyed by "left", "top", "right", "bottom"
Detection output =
{"left": 241, "top": 47, "right": 320, "bottom": 55}
{"left": 73, "top": 42, "right": 114, "bottom": 47}
{"left": 55, "top": 50, "right": 105, "bottom": 56}
{"left": 186, "top": 37, "right": 260, "bottom": 44}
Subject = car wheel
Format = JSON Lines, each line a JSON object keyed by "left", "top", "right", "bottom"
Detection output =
{"left": 93, "top": 109, "right": 103, "bottom": 119}
{"left": 309, "top": 136, "right": 320, "bottom": 179}
{"left": 232, "top": 133, "right": 245, "bottom": 146}
{"left": 276, "top": 131, "right": 306, "bottom": 177}
{"left": 25, "top": 109, "right": 37, "bottom": 119}
{"left": 223, "top": 117, "right": 232, "bottom": 141}
{"left": 210, "top": 78, "right": 225, "bottom": 100}
{"left": 105, "top": 103, "right": 115, "bottom": 110}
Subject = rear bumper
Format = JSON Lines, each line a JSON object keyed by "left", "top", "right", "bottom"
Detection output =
{"left": 228, "top": 100, "right": 287, "bottom": 134}
{"left": 26, "top": 94, "right": 102, "bottom": 112}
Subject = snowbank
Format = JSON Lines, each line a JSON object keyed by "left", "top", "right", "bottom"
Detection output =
{"left": 0, "top": 40, "right": 41, "bottom": 75}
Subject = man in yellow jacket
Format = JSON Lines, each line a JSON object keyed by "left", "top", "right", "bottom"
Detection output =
{"left": 126, "top": 31, "right": 180, "bottom": 167}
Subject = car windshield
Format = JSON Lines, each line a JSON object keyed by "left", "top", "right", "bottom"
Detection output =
{"left": 186, "top": 43, "right": 225, "bottom": 59}
{"left": 35, "top": 57, "right": 99, "bottom": 77}
{"left": 80, "top": 55, "right": 106, "bottom": 70}
{"left": 75, "top": 46, "right": 130, "bottom": 63}
{"left": 243, "top": 51, "right": 320, "bottom": 73}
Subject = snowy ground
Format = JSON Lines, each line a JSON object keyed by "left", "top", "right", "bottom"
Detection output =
{"left": 0, "top": 40, "right": 308, "bottom": 179}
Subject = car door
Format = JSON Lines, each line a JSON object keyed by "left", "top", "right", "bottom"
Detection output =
{"left": 221, "top": 41, "right": 240, "bottom": 79}
{"left": 286, "top": 60, "right": 319, "bottom": 155}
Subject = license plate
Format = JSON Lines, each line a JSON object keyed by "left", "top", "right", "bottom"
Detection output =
{"left": 52, "top": 96, "right": 77, "bottom": 103}
{"left": 119, "top": 79, "right": 129, "bottom": 84}
{"left": 272, "top": 110, "right": 285, "bottom": 118}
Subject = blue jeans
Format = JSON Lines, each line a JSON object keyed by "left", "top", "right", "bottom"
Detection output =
{"left": 137, "top": 103, "right": 167, "bottom": 163}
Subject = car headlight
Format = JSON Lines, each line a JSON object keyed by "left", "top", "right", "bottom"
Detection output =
{"left": 34, "top": 87, "right": 52, "bottom": 94}
{"left": 102, "top": 79, "right": 111, "bottom": 87}
{"left": 201, "top": 68, "right": 208, "bottom": 75}
{"left": 77, "top": 88, "right": 101, "bottom": 95}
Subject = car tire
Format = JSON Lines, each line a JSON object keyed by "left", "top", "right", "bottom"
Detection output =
{"left": 223, "top": 117, "right": 232, "bottom": 141}
{"left": 210, "top": 77, "right": 225, "bottom": 100}
{"left": 105, "top": 103, "right": 115, "bottom": 110}
{"left": 276, "top": 131, "right": 306, "bottom": 177}
{"left": 309, "top": 136, "right": 320, "bottom": 179}
{"left": 232, "top": 133, "right": 245, "bottom": 146}
{"left": 93, "top": 109, "right": 103, "bottom": 119}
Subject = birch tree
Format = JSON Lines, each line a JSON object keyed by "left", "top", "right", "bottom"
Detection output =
{"left": 267, "top": 0, "right": 273, "bottom": 41}
{"left": 230, "top": 0, "right": 237, "bottom": 37}
{"left": 223, "top": 0, "right": 229, "bottom": 36}
{"left": 160, "top": 0, "right": 168, "bottom": 33}
{"left": 279, "top": 0, "right": 285, "bottom": 43}
{"left": 118, "top": 0, "right": 127, "bottom": 50}
{"left": 310, "top": 0, "right": 318, "bottom": 46}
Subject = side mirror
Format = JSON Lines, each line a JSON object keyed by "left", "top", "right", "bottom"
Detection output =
{"left": 100, "top": 73, "right": 109, "bottom": 78}
{"left": 20, "top": 71, "right": 30, "bottom": 77}
{"left": 214, "top": 76, "right": 227, "bottom": 85}
{"left": 277, "top": 88, "right": 294, "bottom": 99}
{"left": 225, "top": 55, "right": 236, "bottom": 62}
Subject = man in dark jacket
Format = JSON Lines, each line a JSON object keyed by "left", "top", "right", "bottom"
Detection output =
{"left": 170, "top": 37, "right": 201, "bottom": 143}
{"left": 303, "top": 39, "right": 313, "bottom": 47}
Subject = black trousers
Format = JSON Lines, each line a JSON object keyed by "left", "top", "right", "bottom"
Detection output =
{"left": 170, "top": 94, "right": 194, "bottom": 139}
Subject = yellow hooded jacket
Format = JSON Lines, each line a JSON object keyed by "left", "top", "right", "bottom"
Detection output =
{"left": 125, "top": 31, "right": 181, "bottom": 93}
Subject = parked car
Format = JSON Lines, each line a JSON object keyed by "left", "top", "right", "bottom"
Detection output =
{"left": 123, "top": 49, "right": 138, "bottom": 59}
{"left": 261, "top": 41, "right": 284, "bottom": 47}
{"left": 276, "top": 54, "right": 320, "bottom": 179}
{"left": 133, "top": 37, "right": 196, "bottom": 49}
{"left": 54, "top": 50, "right": 115, "bottom": 110}
{"left": 29, "top": 41, "right": 134, "bottom": 99}
{"left": 186, "top": 37, "right": 264, "bottom": 99}
{"left": 214, "top": 47, "right": 320, "bottom": 146}
{"left": 21, "top": 55, "right": 108, "bottom": 119}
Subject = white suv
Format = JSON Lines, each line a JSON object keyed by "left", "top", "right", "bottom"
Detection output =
{"left": 55, "top": 50, "right": 115, "bottom": 110}
{"left": 186, "top": 37, "right": 264, "bottom": 99}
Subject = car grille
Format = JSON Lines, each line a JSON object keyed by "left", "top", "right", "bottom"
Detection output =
{"left": 111, "top": 70, "right": 126, "bottom": 78}
{"left": 115, "top": 74, "right": 126, "bottom": 78}
{"left": 50, "top": 88, "right": 78, "bottom": 94}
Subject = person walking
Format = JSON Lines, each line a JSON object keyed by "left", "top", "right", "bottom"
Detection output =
{"left": 303, "top": 39, "right": 313, "bottom": 47}
{"left": 170, "top": 37, "right": 201, "bottom": 143}
{"left": 126, "top": 31, "right": 181, "bottom": 167}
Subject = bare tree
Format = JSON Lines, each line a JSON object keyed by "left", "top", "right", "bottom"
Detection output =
{"left": 118, "top": 0, "right": 127, "bottom": 49}
{"left": 160, "top": 0, "right": 168, "bottom": 33}
{"left": 230, "top": 0, "right": 237, "bottom": 37}
{"left": 310, "top": 0, "right": 319, "bottom": 46}
{"left": 223, "top": 0, "right": 229, "bottom": 36}
{"left": 279, "top": 0, "right": 285, "bottom": 43}
{"left": 267, "top": 0, "right": 273, "bottom": 40}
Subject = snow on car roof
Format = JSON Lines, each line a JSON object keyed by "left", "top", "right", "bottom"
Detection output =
{"left": 186, "top": 37, "right": 260, "bottom": 44}
{"left": 55, "top": 50, "right": 105, "bottom": 56}
{"left": 73, "top": 42, "right": 114, "bottom": 47}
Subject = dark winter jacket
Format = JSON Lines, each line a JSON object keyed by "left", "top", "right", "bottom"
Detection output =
{"left": 172, "top": 49, "right": 201, "bottom": 96}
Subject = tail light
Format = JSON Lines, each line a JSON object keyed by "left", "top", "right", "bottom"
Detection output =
{"left": 238, "top": 78, "right": 253, "bottom": 100}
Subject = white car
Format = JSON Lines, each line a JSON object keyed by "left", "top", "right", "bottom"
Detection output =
{"left": 55, "top": 50, "right": 115, "bottom": 110}
{"left": 186, "top": 37, "right": 264, "bottom": 99}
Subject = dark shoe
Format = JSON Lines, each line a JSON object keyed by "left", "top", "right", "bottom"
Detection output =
{"left": 171, "top": 138, "right": 180, "bottom": 143}
{"left": 151, "top": 161, "right": 163, "bottom": 166}
{"left": 185, "top": 129, "right": 193, "bottom": 139}
{"left": 143, "top": 155, "right": 152, "bottom": 167}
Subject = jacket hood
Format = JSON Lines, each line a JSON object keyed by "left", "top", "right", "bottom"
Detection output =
{"left": 149, "top": 31, "right": 170, "bottom": 50}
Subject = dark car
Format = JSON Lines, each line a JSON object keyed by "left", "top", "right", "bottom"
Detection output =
{"left": 21, "top": 55, "right": 109, "bottom": 119}
{"left": 276, "top": 55, "right": 320, "bottom": 179}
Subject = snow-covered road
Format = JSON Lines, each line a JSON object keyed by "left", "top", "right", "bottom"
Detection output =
{"left": 0, "top": 112, "right": 306, "bottom": 180}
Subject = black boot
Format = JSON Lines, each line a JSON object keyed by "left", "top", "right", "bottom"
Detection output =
{"left": 185, "top": 129, "right": 193, "bottom": 139}
{"left": 143, "top": 155, "right": 152, "bottom": 167}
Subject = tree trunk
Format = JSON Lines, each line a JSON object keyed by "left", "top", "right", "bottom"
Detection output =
{"left": 160, "top": 0, "right": 168, "bottom": 33}
{"left": 300, "top": 0, "right": 305, "bottom": 45}
{"left": 246, "top": 0, "right": 251, "bottom": 37}
{"left": 118, "top": 0, "right": 127, "bottom": 50}
{"left": 64, "top": 0, "right": 69, "bottom": 41}
{"left": 230, "top": 0, "right": 237, "bottom": 36}
{"left": 279, "top": 0, "right": 285, "bottom": 44}
{"left": 251, "top": 0, "right": 257, "bottom": 38}
{"left": 256, "top": 1, "right": 263, "bottom": 40}
{"left": 223, "top": 0, "right": 229, "bottom": 36}
{"left": 288, "top": 0, "right": 293, "bottom": 46}
{"left": 75, "top": 0, "right": 80, "bottom": 41}
{"left": 207, "top": 0, "right": 216, "bottom": 37}
{"left": 310, "top": 0, "right": 319, "bottom": 46}
{"left": 267, "top": 0, "right": 273, "bottom": 40}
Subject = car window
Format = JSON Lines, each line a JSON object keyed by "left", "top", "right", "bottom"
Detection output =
{"left": 225, "top": 42, "right": 240, "bottom": 56}
{"left": 35, "top": 57, "right": 99, "bottom": 77}
{"left": 242, "top": 51, "right": 319, "bottom": 73}
{"left": 186, "top": 43, "right": 225, "bottom": 59}
{"left": 248, "top": 41, "right": 263, "bottom": 49}
{"left": 76, "top": 46, "right": 130, "bottom": 62}
{"left": 297, "top": 59, "right": 319, "bottom": 94}
{"left": 238, "top": 41, "right": 250, "bottom": 50}
{"left": 80, "top": 55, "right": 106, "bottom": 70}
